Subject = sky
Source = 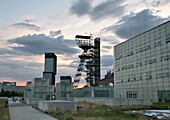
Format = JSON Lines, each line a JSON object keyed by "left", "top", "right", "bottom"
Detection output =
{"left": 0, "top": 0, "right": 170, "bottom": 86}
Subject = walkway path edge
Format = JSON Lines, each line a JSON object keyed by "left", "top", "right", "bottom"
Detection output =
{"left": 8, "top": 98, "right": 58, "bottom": 120}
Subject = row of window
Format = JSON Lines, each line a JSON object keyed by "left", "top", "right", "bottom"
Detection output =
{"left": 115, "top": 38, "right": 170, "bottom": 61}
{"left": 145, "top": 59, "right": 157, "bottom": 65}
{"left": 115, "top": 72, "right": 169, "bottom": 84}
{"left": 115, "top": 55, "right": 170, "bottom": 72}
{"left": 136, "top": 45, "right": 151, "bottom": 54}
{"left": 126, "top": 91, "right": 137, "bottom": 98}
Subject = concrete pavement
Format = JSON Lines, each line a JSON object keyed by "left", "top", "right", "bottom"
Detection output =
{"left": 8, "top": 98, "right": 58, "bottom": 120}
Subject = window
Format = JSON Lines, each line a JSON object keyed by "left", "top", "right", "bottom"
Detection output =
{"left": 115, "top": 55, "right": 122, "bottom": 60}
{"left": 126, "top": 91, "right": 137, "bottom": 98}
{"left": 125, "top": 51, "right": 133, "bottom": 57}
{"left": 166, "top": 34, "right": 170, "bottom": 43}
{"left": 154, "top": 41, "right": 162, "bottom": 47}
{"left": 130, "top": 78, "right": 135, "bottom": 82}
{"left": 136, "top": 76, "right": 143, "bottom": 81}
{"left": 145, "top": 59, "right": 157, "bottom": 65}
{"left": 124, "top": 78, "right": 129, "bottom": 82}
{"left": 136, "top": 45, "right": 151, "bottom": 53}
{"left": 156, "top": 73, "right": 169, "bottom": 79}
{"left": 122, "top": 64, "right": 134, "bottom": 70}
{"left": 166, "top": 38, "right": 170, "bottom": 43}
{"left": 146, "top": 75, "right": 152, "bottom": 80}
{"left": 115, "top": 68, "right": 120, "bottom": 72}
{"left": 136, "top": 62, "right": 142, "bottom": 67}
{"left": 161, "top": 55, "right": 170, "bottom": 61}
{"left": 115, "top": 80, "right": 123, "bottom": 84}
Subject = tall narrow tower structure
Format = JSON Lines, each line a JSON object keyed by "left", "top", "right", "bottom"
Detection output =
{"left": 43, "top": 53, "right": 57, "bottom": 85}
{"left": 94, "top": 38, "right": 100, "bottom": 85}
{"left": 74, "top": 35, "right": 100, "bottom": 87}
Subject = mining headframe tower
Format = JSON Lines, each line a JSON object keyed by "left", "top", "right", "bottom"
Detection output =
{"left": 73, "top": 35, "right": 100, "bottom": 87}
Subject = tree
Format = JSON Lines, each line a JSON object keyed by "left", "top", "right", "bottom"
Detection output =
{"left": 0, "top": 89, "right": 23, "bottom": 97}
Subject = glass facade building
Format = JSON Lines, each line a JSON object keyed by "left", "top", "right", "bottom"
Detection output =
{"left": 114, "top": 20, "right": 170, "bottom": 102}
{"left": 43, "top": 53, "right": 57, "bottom": 85}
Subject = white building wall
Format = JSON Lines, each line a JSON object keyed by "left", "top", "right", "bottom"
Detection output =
{"left": 114, "top": 21, "right": 170, "bottom": 102}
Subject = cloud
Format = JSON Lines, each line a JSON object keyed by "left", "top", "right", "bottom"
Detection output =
{"left": 6, "top": 33, "right": 80, "bottom": 56}
{"left": 90, "top": 0, "right": 126, "bottom": 21}
{"left": 69, "top": 0, "right": 126, "bottom": 21}
{"left": 24, "top": 18, "right": 36, "bottom": 23}
{"left": 102, "top": 45, "right": 112, "bottom": 50}
{"left": 101, "top": 55, "right": 113, "bottom": 67}
{"left": 0, "top": 48, "right": 25, "bottom": 55}
{"left": 49, "top": 30, "right": 62, "bottom": 37}
{"left": 0, "top": 56, "right": 43, "bottom": 81}
{"left": 103, "top": 9, "right": 170, "bottom": 39}
{"left": 10, "top": 22, "right": 41, "bottom": 31}
{"left": 0, "top": 30, "right": 81, "bottom": 82}
{"left": 69, "top": 0, "right": 92, "bottom": 16}
{"left": 143, "top": 0, "right": 170, "bottom": 7}
{"left": 101, "top": 36, "right": 121, "bottom": 44}
{"left": 60, "top": 60, "right": 78, "bottom": 69}
{"left": 0, "top": 51, "right": 78, "bottom": 82}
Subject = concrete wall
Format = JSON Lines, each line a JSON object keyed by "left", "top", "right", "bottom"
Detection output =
{"left": 72, "top": 86, "right": 114, "bottom": 98}
{"left": 74, "top": 97, "right": 152, "bottom": 106}
{"left": 55, "top": 77, "right": 73, "bottom": 100}
{"left": 32, "top": 78, "right": 49, "bottom": 98}
{"left": 24, "top": 90, "right": 33, "bottom": 99}
{"left": 0, "top": 97, "right": 8, "bottom": 100}
{"left": 26, "top": 98, "right": 43, "bottom": 105}
{"left": 26, "top": 82, "right": 32, "bottom": 90}
{"left": 39, "top": 100, "right": 77, "bottom": 112}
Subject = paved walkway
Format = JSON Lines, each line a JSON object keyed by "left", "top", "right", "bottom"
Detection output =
{"left": 8, "top": 99, "right": 58, "bottom": 120}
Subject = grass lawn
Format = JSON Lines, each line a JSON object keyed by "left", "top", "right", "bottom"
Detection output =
{"left": 47, "top": 101, "right": 166, "bottom": 120}
{"left": 0, "top": 99, "right": 10, "bottom": 120}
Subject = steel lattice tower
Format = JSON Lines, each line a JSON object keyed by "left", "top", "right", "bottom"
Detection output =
{"left": 74, "top": 35, "right": 100, "bottom": 87}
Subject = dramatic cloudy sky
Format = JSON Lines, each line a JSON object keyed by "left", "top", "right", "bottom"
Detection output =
{"left": 0, "top": 0, "right": 170, "bottom": 85}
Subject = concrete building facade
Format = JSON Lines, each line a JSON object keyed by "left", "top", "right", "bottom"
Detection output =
{"left": 31, "top": 78, "right": 50, "bottom": 99}
{"left": 56, "top": 76, "right": 72, "bottom": 100}
{"left": 24, "top": 81, "right": 32, "bottom": 98}
{"left": 114, "top": 20, "right": 170, "bottom": 102}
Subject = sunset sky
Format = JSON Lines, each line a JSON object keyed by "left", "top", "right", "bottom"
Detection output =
{"left": 0, "top": 0, "right": 170, "bottom": 86}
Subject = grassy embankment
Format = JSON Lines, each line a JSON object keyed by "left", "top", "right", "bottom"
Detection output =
{"left": 46, "top": 101, "right": 170, "bottom": 120}
{"left": 0, "top": 99, "right": 9, "bottom": 120}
